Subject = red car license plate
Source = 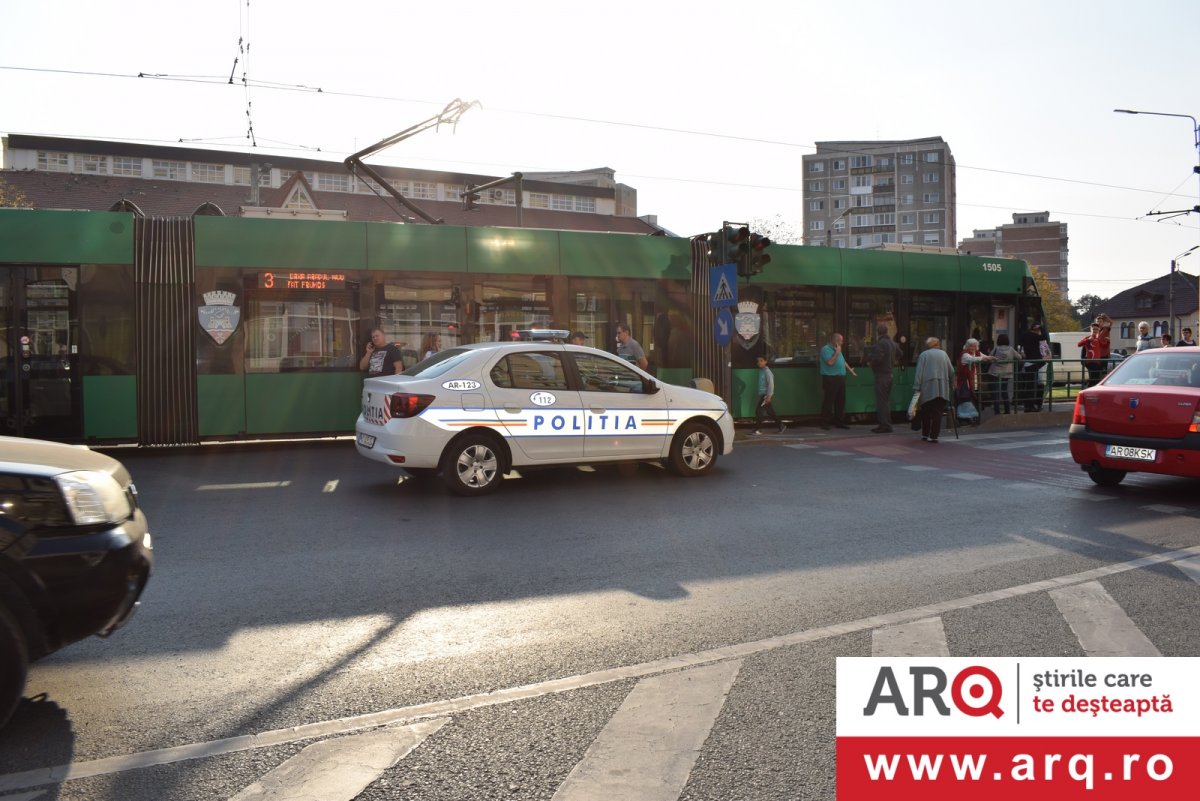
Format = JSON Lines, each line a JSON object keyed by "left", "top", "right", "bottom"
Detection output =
{"left": 1104, "top": 444, "right": 1155, "bottom": 462}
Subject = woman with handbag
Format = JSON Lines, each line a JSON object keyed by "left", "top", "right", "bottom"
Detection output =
{"left": 912, "top": 337, "right": 956, "bottom": 443}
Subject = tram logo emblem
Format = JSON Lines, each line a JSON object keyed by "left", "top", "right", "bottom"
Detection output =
{"left": 199, "top": 290, "right": 240, "bottom": 345}
{"left": 735, "top": 300, "right": 760, "bottom": 349}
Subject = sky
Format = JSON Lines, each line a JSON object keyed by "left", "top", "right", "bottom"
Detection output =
{"left": 3, "top": 0, "right": 1199, "bottom": 303}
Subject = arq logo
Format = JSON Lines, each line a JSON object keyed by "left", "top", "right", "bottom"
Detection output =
{"left": 862, "top": 665, "right": 1004, "bottom": 718}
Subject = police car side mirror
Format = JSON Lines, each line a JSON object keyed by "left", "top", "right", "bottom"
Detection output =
{"left": 643, "top": 378, "right": 661, "bottom": 395}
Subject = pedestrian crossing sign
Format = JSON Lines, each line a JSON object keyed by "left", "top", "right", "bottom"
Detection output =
{"left": 709, "top": 263, "right": 737, "bottom": 308}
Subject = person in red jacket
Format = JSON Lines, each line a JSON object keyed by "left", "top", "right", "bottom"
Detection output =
{"left": 1078, "top": 316, "right": 1112, "bottom": 387}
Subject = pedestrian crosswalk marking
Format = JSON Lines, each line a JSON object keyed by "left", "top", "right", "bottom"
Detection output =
{"left": 1141, "top": 504, "right": 1189, "bottom": 514}
{"left": 551, "top": 661, "right": 742, "bottom": 801}
{"left": 6, "top": 545, "right": 1197, "bottom": 795}
{"left": 1176, "top": 556, "right": 1200, "bottom": 583}
{"left": 872, "top": 617, "right": 949, "bottom": 657}
{"left": 900, "top": 464, "right": 939, "bottom": 471}
{"left": 228, "top": 719, "right": 447, "bottom": 801}
{"left": 975, "top": 439, "right": 1067, "bottom": 450}
{"left": 1033, "top": 450, "right": 1076, "bottom": 459}
{"left": 945, "top": 472, "right": 989, "bottom": 480}
{"left": 856, "top": 457, "right": 893, "bottom": 464}
{"left": 1049, "top": 582, "right": 1161, "bottom": 657}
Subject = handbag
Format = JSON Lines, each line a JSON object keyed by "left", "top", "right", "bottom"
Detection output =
{"left": 906, "top": 389, "right": 921, "bottom": 420}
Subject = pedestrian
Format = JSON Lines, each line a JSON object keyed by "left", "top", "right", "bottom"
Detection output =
{"left": 866, "top": 323, "right": 898, "bottom": 433}
{"left": 420, "top": 330, "right": 442, "bottom": 361}
{"left": 1077, "top": 318, "right": 1112, "bottom": 387}
{"left": 1177, "top": 327, "right": 1196, "bottom": 347}
{"left": 751, "top": 355, "right": 785, "bottom": 435}
{"left": 912, "top": 337, "right": 955, "bottom": 443}
{"left": 819, "top": 332, "right": 857, "bottom": 430}
{"left": 957, "top": 338, "right": 995, "bottom": 423}
{"left": 1161, "top": 333, "right": 1173, "bottom": 348}
{"left": 358, "top": 328, "right": 405, "bottom": 376}
{"left": 987, "top": 333, "right": 1020, "bottom": 414}
{"left": 616, "top": 322, "right": 648, "bottom": 370}
{"left": 1016, "top": 322, "right": 1048, "bottom": 411}
{"left": 570, "top": 330, "right": 588, "bottom": 346}
{"left": 1135, "top": 321, "right": 1154, "bottom": 352}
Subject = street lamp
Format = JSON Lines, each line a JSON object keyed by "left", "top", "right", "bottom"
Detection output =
{"left": 1114, "top": 108, "right": 1200, "bottom": 339}
{"left": 1176, "top": 245, "right": 1200, "bottom": 337}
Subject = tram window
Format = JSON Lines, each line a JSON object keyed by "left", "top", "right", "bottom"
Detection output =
{"left": 568, "top": 279, "right": 612, "bottom": 356}
{"left": 847, "top": 291, "right": 896, "bottom": 365}
{"left": 375, "top": 280, "right": 459, "bottom": 367}
{"left": 244, "top": 290, "right": 360, "bottom": 372}
{"left": 475, "top": 279, "right": 553, "bottom": 343}
{"left": 765, "top": 288, "right": 834, "bottom": 365}
{"left": 79, "top": 264, "right": 135, "bottom": 375}
{"left": 909, "top": 292, "right": 952, "bottom": 364}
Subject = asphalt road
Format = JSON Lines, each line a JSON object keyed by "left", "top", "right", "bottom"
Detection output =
{"left": 1, "top": 422, "right": 1198, "bottom": 800}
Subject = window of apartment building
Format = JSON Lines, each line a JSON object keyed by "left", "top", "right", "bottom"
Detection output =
{"left": 924, "top": 212, "right": 940, "bottom": 224}
{"left": 279, "top": 170, "right": 294, "bottom": 184}
{"left": 152, "top": 160, "right": 187, "bottom": 180}
{"left": 809, "top": 200, "right": 825, "bottom": 211}
{"left": 232, "top": 166, "right": 251, "bottom": 186}
{"left": 314, "top": 173, "right": 350, "bottom": 192}
{"left": 410, "top": 181, "right": 436, "bottom": 200}
{"left": 900, "top": 174, "right": 913, "bottom": 185}
{"left": 923, "top": 233, "right": 941, "bottom": 244}
{"left": 874, "top": 213, "right": 896, "bottom": 226}
{"left": 832, "top": 159, "right": 846, "bottom": 170}
{"left": 112, "top": 156, "right": 142, "bottom": 177}
{"left": 850, "top": 155, "right": 871, "bottom": 168}
{"left": 809, "top": 220, "right": 825, "bottom": 231}
{"left": 528, "top": 193, "right": 549, "bottom": 209}
{"left": 833, "top": 198, "right": 848, "bottom": 209}
{"left": 876, "top": 157, "right": 892, "bottom": 168}
{"left": 38, "top": 151, "right": 70, "bottom": 172}
{"left": 923, "top": 152, "right": 940, "bottom": 163}
{"left": 833, "top": 238, "right": 847, "bottom": 248}
{"left": 832, "top": 178, "right": 846, "bottom": 190}
{"left": 444, "top": 184, "right": 464, "bottom": 203}
{"left": 874, "top": 194, "right": 895, "bottom": 207}
{"left": 922, "top": 193, "right": 940, "bottom": 203}
{"left": 574, "top": 196, "right": 595, "bottom": 212}
{"left": 833, "top": 219, "right": 846, "bottom": 232}
{"left": 549, "top": 195, "right": 572, "bottom": 211}
{"left": 901, "top": 233, "right": 914, "bottom": 244}
{"left": 852, "top": 175, "right": 872, "bottom": 188}
{"left": 901, "top": 194, "right": 914, "bottom": 205}
{"left": 73, "top": 153, "right": 108, "bottom": 174}
{"left": 192, "top": 163, "right": 227, "bottom": 184}
{"left": 808, "top": 180, "right": 824, "bottom": 191}
{"left": 900, "top": 154, "right": 914, "bottom": 165}
{"left": 922, "top": 172, "right": 940, "bottom": 183}
{"left": 808, "top": 161, "right": 825, "bottom": 173}
{"left": 900, "top": 213, "right": 914, "bottom": 225}
{"left": 854, "top": 195, "right": 873, "bottom": 208}
{"left": 852, "top": 214, "right": 871, "bottom": 227}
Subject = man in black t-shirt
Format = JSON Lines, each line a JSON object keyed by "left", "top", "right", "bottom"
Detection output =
{"left": 359, "top": 328, "right": 405, "bottom": 376}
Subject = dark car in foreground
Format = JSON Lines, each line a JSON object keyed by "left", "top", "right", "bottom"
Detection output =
{"left": 1069, "top": 346, "right": 1200, "bottom": 486}
{"left": 0, "top": 436, "right": 153, "bottom": 726}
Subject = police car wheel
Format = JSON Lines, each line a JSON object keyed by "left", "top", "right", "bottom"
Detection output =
{"left": 668, "top": 420, "right": 718, "bottom": 477}
{"left": 0, "top": 602, "right": 29, "bottom": 728}
{"left": 441, "top": 434, "right": 504, "bottom": 496}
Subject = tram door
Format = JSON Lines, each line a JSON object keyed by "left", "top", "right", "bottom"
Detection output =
{"left": 0, "top": 267, "right": 81, "bottom": 441}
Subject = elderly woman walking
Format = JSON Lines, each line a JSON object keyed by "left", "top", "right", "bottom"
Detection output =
{"left": 912, "top": 336, "right": 956, "bottom": 443}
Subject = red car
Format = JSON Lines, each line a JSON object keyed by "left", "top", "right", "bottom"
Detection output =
{"left": 1069, "top": 345, "right": 1200, "bottom": 486}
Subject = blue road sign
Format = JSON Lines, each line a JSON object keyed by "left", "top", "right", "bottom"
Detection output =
{"left": 709, "top": 263, "right": 737, "bottom": 308}
{"left": 715, "top": 307, "right": 734, "bottom": 347}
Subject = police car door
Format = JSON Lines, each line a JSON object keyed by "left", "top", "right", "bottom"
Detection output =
{"left": 486, "top": 350, "right": 584, "bottom": 462}
{"left": 572, "top": 351, "right": 669, "bottom": 460}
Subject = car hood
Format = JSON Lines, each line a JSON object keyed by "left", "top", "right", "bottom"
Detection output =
{"left": 1080, "top": 388, "right": 1199, "bottom": 439}
{"left": 0, "top": 436, "right": 130, "bottom": 483}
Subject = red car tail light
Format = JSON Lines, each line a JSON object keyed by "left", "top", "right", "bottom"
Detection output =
{"left": 1191, "top": 412, "right": 1200, "bottom": 434}
{"left": 389, "top": 393, "right": 435, "bottom": 418}
{"left": 1072, "top": 394, "right": 1087, "bottom": 426}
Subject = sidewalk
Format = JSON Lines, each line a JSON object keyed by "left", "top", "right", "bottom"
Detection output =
{"left": 735, "top": 407, "right": 1072, "bottom": 443}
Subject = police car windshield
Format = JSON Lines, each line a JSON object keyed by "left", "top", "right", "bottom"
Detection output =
{"left": 401, "top": 348, "right": 474, "bottom": 379}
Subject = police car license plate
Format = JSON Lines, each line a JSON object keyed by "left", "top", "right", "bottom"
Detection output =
{"left": 1105, "top": 444, "right": 1155, "bottom": 462}
{"left": 356, "top": 432, "right": 376, "bottom": 449}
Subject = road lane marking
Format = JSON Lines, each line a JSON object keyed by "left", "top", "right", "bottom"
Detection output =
{"left": 1049, "top": 581, "right": 1161, "bottom": 657}
{"left": 5, "top": 543, "right": 1197, "bottom": 793}
{"left": 551, "top": 661, "right": 742, "bottom": 801}
{"left": 197, "top": 481, "right": 292, "bottom": 491}
{"left": 872, "top": 617, "right": 949, "bottom": 657}
{"left": 1033, "top": 450, "right": 1076, "bottom": 459}
{"left": 323, "top": 480, "right": 339, "bottom": 493}
{"left": 1141, "top": 504, "right": 1189, "bottom": 514}
{"left": 227, "top": 718, "right": 447, "bottom": 801}
{"left": 975, "top": 439, "right": 1067, "bottom": 450}
{"left": 945, "top": 472, "right": 988, "bottom": 481}
{"left": 899, "top": 465, "right": 938, "bottom": 471}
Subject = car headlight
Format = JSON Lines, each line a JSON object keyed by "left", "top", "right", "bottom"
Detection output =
{"left": 55, "top": 471, "right": 132, "bottom": 525}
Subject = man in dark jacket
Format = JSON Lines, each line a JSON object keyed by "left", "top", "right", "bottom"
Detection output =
{"left": 868, "top": 323, "right": 899, "bottom": 433}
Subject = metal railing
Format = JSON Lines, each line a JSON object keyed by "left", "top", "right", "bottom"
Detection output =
{"left": 976, "top": 358, "right": 1113, "bottom": 414}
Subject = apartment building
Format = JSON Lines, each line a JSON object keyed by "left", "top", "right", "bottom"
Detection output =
{"left": 801, "top": 137, "right": 956, "bottom": 250}
{"left": 0, "top": 134, "right": 662, "bottom": 234}
{"left": 960, "top": 211, "right": 1069, "bottom": 297}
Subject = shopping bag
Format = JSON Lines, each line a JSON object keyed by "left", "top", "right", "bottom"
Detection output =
{"left": 907, "top": 390, "right": 921, "bottom": 420}
{"left": 957, "top": 401, "right": 979, "bottom": 421}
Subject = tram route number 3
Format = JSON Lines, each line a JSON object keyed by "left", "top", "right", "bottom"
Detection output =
{"left": 260, "top": 271, "right": 347, "bottom": 290}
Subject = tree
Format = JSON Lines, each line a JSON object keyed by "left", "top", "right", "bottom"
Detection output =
{"left": 1072, "top": 293, "right": 1106, "bottom": 327}
{"left": 0, "top": 177, "right": 29, "bottom": 208}
{"left": 1031, "top": 266, "right": 1078, "bottom": 332}
{"left": 747, "top": 214, "right": 801, "bottom": 245}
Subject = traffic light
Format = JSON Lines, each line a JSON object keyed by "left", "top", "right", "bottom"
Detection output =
{"left": 704, "top": 231, "right": 723, "bottom": 265}
{"left": 462, "top": 185, "right": 480, "bottom": 210}
{"left": 747, "top": 233, "right": 772, "bottom": 275}
{"left": 727, "top": 225, "right": 751, "bottom": 274}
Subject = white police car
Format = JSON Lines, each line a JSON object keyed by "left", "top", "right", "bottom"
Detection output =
{"left": 355, "top": 331, "right": 734, "bottom": 496}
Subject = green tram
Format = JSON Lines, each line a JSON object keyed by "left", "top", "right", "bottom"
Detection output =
{"left": 0, "top": 208, "right": 1044, "bottom": 446}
